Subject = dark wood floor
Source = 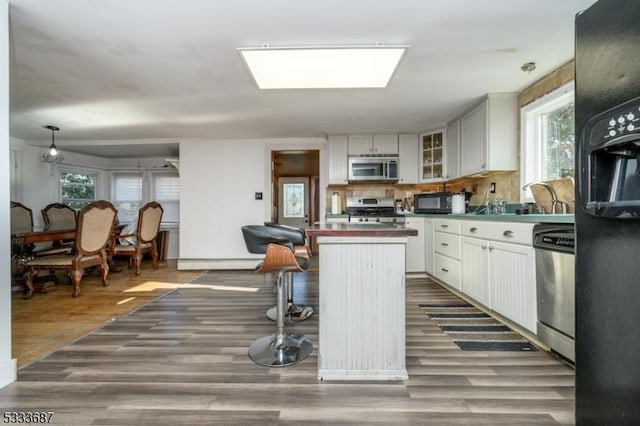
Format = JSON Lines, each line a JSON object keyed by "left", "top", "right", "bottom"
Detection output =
{"left": 1, "top": 268, "right": 575, "bottom": 425}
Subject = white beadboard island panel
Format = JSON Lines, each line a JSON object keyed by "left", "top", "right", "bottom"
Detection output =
{"left": 315, "top": 234, "right": 409, "bottom": 381}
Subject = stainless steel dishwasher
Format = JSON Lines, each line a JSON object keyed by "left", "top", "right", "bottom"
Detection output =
{"left": 533, "top": 223, "right": 575, "bottom": 362}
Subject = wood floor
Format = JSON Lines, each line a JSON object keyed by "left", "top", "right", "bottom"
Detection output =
{"left": 11, "top": 259, "right": 202, "bottom": 367}
{"left": 3, "top": 263, "right": 576, "bottom": 425}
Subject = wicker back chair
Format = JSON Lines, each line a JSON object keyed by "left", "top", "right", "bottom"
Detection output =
{"left": 10, "top": 201, "right": 33, "bottom": 235}
{"left": 41, "top": 203, "right": 77, "bottom": 229}
{"left": 110, "top": 201, "right": 163, "bottom": 275}
{"left": 23, "top": 200, "right": 117, "bottom": 299}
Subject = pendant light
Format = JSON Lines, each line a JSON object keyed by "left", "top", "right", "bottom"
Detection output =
{"left": 41, "top": 125, "right": 64, "bottom": 163}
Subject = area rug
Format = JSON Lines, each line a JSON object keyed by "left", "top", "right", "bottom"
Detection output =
{"left": 419, "top": 302, "right": 537, "bottom": 352}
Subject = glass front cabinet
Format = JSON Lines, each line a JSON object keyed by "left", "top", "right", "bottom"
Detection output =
{"left": 420, "top": 129, "right": 445, "bottom": 182}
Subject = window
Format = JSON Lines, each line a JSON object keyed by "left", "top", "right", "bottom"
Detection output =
{"left": 112, "top": 173, "right": 143, "bottom": 224}
{"left": 520, "top": 81, "right": 575, "bottom": 201}
{"left": 152, "top": 173, "right": 179, "bottom": 224}
{"left": 283, "top": 183, "right": 304, "bottom": 218}
{"left": 60, "top": 170, "right": 97, "bottom": 210}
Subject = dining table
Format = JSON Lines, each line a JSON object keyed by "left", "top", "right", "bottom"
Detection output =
{"left": 11, "top": 223, "right": 126, "bottom": 298}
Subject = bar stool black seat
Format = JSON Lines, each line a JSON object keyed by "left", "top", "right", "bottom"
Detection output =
{"left": 241, "top": 225, "right": 313, "bottom": 367}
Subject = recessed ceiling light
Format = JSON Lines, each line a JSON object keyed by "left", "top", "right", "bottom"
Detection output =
{"left": 238, "top": 46, "right": 408, "bottom": 89}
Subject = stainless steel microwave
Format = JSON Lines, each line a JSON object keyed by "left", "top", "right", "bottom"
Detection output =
{"left": 413, "top": 192, "right": 453, "bottom": 214}
{"left": 348, "top": 156, "right": 399, "bottom": 182}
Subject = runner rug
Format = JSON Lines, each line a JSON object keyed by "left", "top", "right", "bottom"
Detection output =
{"left": 419, "top": 302, "right": 537, "bottom": 351}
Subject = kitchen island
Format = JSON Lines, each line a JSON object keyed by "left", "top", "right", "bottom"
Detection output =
{"left": 306, "top": 223, "right": 418, "bottom": 381}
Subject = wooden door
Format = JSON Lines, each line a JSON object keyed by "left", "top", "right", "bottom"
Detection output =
{"left": 277, "top": 177, "right": 310, "bottom": 228}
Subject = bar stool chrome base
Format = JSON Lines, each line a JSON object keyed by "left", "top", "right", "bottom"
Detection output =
{"left": 248, "top": 332, "right": 313, "bottom": 367}
{"left": 266, "top": 304, "right": 314, "bottom": 322}
{"left": 266, "top": 271, "right": 313, "bottom": 322}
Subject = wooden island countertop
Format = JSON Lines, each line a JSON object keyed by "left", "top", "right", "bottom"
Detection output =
{"left": 306, "top": 222, "right": 418, "bottom": 238}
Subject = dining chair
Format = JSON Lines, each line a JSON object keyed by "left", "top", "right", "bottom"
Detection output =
{"left": 10, "top": 201, "right": 34, "bottom": 235}
{"left": 10, "top": 201, "right": 70, "bottom": 256}
{"left": 23, "top": 200, "right": 118, "bottom": 298}
{"left": 40, "top": 202, "right": 77, "bottom": 254}
{"left": 41, "top": 202, "right": 77, "bottom": 229}
{"left": 109, "top": 201, "right": 163, "bottom": 275}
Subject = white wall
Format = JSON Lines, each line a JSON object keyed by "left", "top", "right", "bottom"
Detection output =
{"left": 178, "top": 137, "right": 326, "bottom": 270}
{"left": 1, "top": 0, "right": 17, "bottom": 388}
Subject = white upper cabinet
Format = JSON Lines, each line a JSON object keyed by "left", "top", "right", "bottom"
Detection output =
{"left": 420, "top": 129, "right": 445, "bottom": 182}
{"left": 398, "top": 134, "right": 419, "bottom": 184}
{"left": 373, "top": 134, "right": 399, "bottom": 154}
{"left": 327, "top": 135, "right": 348, "bottom": 184}
{"left": 348, "top": 134, "right": 399, "bottom": 155}
{"left": 445, "top": 120, "right": 460, "bottom": 180}
{"left": 459, "top": 93, "right": 517, "bottom": 176}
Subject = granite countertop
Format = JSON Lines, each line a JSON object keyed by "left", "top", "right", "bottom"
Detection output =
{"left": 404, "top": 212, "right": 575, "bottom": 224}
{"left": 326, "top": 212, "right": 574, "bottom": 224}
{"left": 307, "top": 222, "right": 418, "bottom": 237}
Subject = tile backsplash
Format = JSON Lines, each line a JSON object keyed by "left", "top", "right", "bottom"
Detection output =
{"left": 326, "top": 171, "right": 519, "bottom": 213}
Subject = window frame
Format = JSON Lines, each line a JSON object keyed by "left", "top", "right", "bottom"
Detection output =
{"left": 520, "top": 81, "right": 575, "bottom": 203}
{"left": 58, "top": 166, "right": 101, "bottom": 210}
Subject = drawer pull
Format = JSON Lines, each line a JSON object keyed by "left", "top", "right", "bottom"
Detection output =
{"left": 503, "top": 230, "right": 515, "bottom": 237}
{"left": 441, "top": 242, "right": 449, "bottom": 247}
{"left": 469, "top": 227, "right": 478, "bottom": 233}
{"left": 440, "top": 224, "right": 448, "bottom": 228}
{"left": 441, "top": 267, "right": 449, "bottom": 272}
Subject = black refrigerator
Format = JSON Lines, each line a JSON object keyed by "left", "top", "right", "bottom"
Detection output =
{"left": 575, "top": 0, "right": 640, "bottom": 423}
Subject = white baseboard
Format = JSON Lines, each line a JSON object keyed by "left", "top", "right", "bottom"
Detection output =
{"left": 318, "top": 369, "right": 408, "bottom": 381}
{"left": 0, "top": 358, "right": 17, "bottom": 389}
{"left": 177, "top": 258, "right": 259, "bottom": 270}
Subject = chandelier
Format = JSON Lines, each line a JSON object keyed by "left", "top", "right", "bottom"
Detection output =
{"left": 41, "top": 125, "right": 64, "bottom": 163}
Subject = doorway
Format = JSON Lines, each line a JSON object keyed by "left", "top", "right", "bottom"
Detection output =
{"left": 271, "top": 150, "right": 320, "bottom": 251}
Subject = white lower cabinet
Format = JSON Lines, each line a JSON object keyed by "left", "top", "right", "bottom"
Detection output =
{"left": 405, "top": 217, "right": 425, "bottom": 273}
{"left": 460, "top": 236, "right": 489, "bottom": 306}
{"left": 488, "top": 241, "right": 536, "bottom": 333}
{"left": 434, "top": 253, "right": 461, "bottom": 290}
{"left": 432, "top": 218, "right": 461, "bottom": 290}
{"left": 454, "top": 220, "right": 538, "bottom": 333}
{"left": 424, "top": 219, "right": 433, "bottom": 274}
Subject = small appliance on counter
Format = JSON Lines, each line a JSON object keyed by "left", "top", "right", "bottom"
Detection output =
{"left": 330, "top": 192, "right": 342, "bottom": 214}
{"left": 345, "top": 197, "right": 406, "bottom": 224}
{"left": 451, "top": 193, "right": 466, "bottom": 214}
{"left": 413, "top": 192, "right": 453, "bottom": 214}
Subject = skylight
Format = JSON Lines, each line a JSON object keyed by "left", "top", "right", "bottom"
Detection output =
{"left": 238, "top": 46, "right": 407, "bottom": 89}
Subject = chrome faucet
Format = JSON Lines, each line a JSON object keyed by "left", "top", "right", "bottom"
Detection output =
{"left": 522, "top": 181, "right": 568, "bottom": 214}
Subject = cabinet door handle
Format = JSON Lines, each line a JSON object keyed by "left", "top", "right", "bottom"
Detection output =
{"left": 441, "top": 242, "right": 449, "bottom": 246}
{"left": 481, "top": 245, "right": 487, "bottom": 249}
{"left": 503, "top": 230, "right": 515, "bottom": 238}
{"left": 441, "top": 267, "right": 449, "bottom": 272}
{"left": 469, "top": 227, "right": 478, "bottom": 233}
{"left": 489, "top": 245, "right": 494, "bottom": 251}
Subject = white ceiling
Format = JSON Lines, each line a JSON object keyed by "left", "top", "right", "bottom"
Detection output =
{"left": 8, "top": 0, "right": 596, "bottom": 158}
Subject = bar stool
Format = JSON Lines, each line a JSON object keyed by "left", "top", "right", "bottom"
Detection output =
{"left": 241, "top": 225, "right": 313, "bottom": 367}
{"left": 263, "top": 222, "right": 314, "bottom": 322}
